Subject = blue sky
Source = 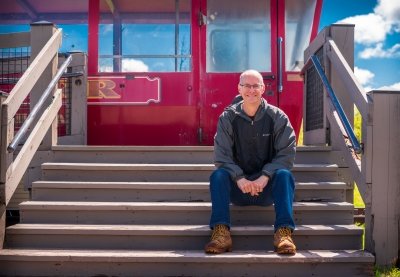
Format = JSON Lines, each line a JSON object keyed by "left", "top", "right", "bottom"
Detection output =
{"left": 320, "top": 0, "right": 400, "bottom": 90}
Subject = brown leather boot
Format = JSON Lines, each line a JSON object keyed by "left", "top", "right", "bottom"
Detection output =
{"left": 274, "top": 227, "right": 296, "bottom": 255}
{"left": 204, "top": 224, "right": 232, "bottom": 254}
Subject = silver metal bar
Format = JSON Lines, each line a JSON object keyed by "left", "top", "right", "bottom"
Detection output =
{"left": 0, "top": 90, "right": 10, "bottom": 97}
{"left": 310, "top": 54, "right": 363, "bottom": 154}
{"left": 7, "top": 55, "right": 72, "bottom": 153}
{"left": 278, "top": 37, "right": 283, "bottom": 93}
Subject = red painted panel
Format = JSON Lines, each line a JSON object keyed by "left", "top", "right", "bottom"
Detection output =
{"left": 87, "top": 72, "right": 198, "bottom": 145}
{"left": 88, "top": 105, "right": 198, "bottom": 145}
{"left": 88, "top": 76, "right": 161, "bottom": 104}
{"left": 278, "top": 74, "right": 304, "bottom": 139}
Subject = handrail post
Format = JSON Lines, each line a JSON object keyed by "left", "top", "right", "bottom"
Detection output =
{"left": 327, "top": 25, "right": 355, "bottom": 133}
{"left": 0, "top": 93, "right": 10, "bottom": 249}
{"left": 58, "top": 52, "right": 88, "bottom": 145}
{"left": 30, "top": 22, "right": 59, "bottom": 150}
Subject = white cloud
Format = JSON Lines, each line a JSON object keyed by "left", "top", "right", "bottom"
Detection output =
{"left": 337, "top": 13, "right": 390, "bottom": 45}
{"left": 374, "top": 0, "right": 400, "bottom": 29}
{"left": 99, "top": 59, "right": 149, "bottom": 72}
{"left": 99, "top": 65, "right": 113, "bottom": 72}
{"left": 122, "top": 59, "right": 149, "bottom": 72}
{"left": 376, "top": 82, "right": 400, "bottom": 90}
{"left": 354, "top": 67, "right": 375, "bottom": 86}
{"left": 337, "top": 0, "right": 400, "bottom": 47}
{"left": 101, "top": 24, "right": 113, "bottom": 34}
{"left": 363, "top": 86, "right": 374, "bottom": 92}
{"left": 359, "top": 43, "right": 400, "bottom": 59}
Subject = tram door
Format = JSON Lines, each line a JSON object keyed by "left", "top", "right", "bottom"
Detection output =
{"left": 198, "top": 0, "right": 320, "bottom": 145}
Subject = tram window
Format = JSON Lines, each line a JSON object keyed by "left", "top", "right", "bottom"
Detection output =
{"left": 58, "top": 25, "right": 88, "bottom": 53}
{"left": 206, "top": 0, "right": 271, "bottom": 73}
{"left": 98, "top": 0, "right": 191, "bottom": 73}
{"left": 285, "top": 0, "right": 316, "bottom": 71}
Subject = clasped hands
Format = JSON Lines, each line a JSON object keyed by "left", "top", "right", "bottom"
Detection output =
{"left": 236, "top": 175, "right": 269, "bottom": 196}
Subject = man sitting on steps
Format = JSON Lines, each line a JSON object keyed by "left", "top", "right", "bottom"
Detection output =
{"left": 205, "top": 69, "right": 297, "bottom": 255}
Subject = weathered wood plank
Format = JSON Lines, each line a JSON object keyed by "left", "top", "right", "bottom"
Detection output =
{"left": 0, "top": 201, "right": 4, "bottom": 249}
{"left": 0, "top": 93, "right": 6, "bottom": 248}
{"left": 371, "top": 91, "right": 400, "bottom": 266}
{"left": 0, "top": 94, "right": 13, "bottom": 190}
{"left": 5, "top": 89, "right": 62, "bottom": 206}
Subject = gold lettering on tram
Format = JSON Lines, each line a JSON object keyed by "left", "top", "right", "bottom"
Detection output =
{"left": 87, "top": 80, "right": 121, "bottom": 99}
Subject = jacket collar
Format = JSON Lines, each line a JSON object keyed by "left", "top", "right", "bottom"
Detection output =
{"left": 227, "top": 98, "right": 268, "bottom": 122}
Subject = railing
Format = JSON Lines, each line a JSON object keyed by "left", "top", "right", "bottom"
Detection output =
{"left": 0, "top": 24, "right": 63, "bottom": 248}
{"left": 302, "top": 24, "right": 400, "bottom": 267}
{"left": 307, "top": 54, "right": 363, "bottom": 154}
{"left": 8, "top": 55, "right": 72, "bottom": 153}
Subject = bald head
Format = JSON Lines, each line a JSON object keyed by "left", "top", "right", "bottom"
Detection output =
{"left": 239, "top": 70, "right": 263, "bottom": 85}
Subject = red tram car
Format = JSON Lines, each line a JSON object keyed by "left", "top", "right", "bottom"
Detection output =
{"left": 1, "top": 0, "right": 323, "bottom": 146}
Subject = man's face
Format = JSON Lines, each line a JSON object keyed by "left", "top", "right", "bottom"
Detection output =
{"left": 238, "top": 74, "right": 265, "bottom": 105}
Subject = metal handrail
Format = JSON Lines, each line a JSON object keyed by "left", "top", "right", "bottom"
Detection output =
{"left": 0, "top": 90, "right": 10, "bottom": 97}
{"left": 309, "top": 54, "right": 363, "bottom": 154}
{"left": 7, "top": 55, "right": 72, "bottom": 153}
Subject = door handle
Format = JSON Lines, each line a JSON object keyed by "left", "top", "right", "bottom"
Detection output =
{"left": 263, "top": 75, "right": 275, "bottom": 80}
{"left": 278, "top": 37, "right": 283, "bottom": 93}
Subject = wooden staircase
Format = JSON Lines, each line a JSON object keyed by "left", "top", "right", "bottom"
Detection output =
{"left": 0, "top": 146, "right": 374, "bottom": 276}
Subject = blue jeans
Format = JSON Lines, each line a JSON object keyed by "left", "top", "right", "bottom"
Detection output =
{"left": 209, "top": 168, "right": 295, "bottom": 232}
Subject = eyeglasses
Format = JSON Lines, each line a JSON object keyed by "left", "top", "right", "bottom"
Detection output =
{"left": 240, "top": 83, "right": 264, "bottom": 90}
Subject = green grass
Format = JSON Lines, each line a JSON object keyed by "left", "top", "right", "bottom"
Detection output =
{"left": 375, "top": 266, "right": 400, "bottom": 277}
{"left": 353, "top": 107, "right": 365, "bottom": 209}
{"left": 354, "top": 106, "right": 362, "bottom": 142}
{"left": 354, "top": 184, "right": 365, "bottom": 208}
{"left": 297, "top": 120, "right": 304, "bottom": 146}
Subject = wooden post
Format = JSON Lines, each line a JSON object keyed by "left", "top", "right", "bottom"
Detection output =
{"left": 370, "top": 90, "right": 400, "bottom": 266}
{"left": 30, "top": 22, "right": 59, "bottom": 150}
{"left": 0, "top": 93, "right": 6, "bottom": 248}
{"left": 0, "top": 92, "right": 12, "bottom": 249}
{"left": 58, "top": 52, "right": 87, "bottom": 145}
{"left": 363, "top": 92, "right": 374, "bottom": 256}
{"left": 325, "top": 25, "right": 356, "bottom": 204}
{"left": 328, "top": 24, "right": 355, "bottom": 130}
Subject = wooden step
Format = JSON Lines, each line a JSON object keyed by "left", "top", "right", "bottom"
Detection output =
{"left": 51, "top": 145, "right": 344, "bottom": 165}
{"left": 52, "top": 145, "right": 214, "bottom": 164}
{"left": 5, "top": 224, "right": 363, "bottom": 251}
{"left": 32, "top": 181, "right": 350, "bottom": 202}
{"left": 19, "top": 201, "right": 354, "bottom": 225}
{"left": 41, "top": 163, "right": 344, "bottom": 182}
{"left": 0, "top": 249, "right": 374, "bottom": 277}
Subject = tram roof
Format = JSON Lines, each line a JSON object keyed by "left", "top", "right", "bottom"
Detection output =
{"left": 1, "top": 0, "right": 191, "bottom": 24}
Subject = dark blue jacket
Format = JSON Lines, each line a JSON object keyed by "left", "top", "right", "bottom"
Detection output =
{"left": 214, "top": 98, "right": 296, "bottom": 181}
